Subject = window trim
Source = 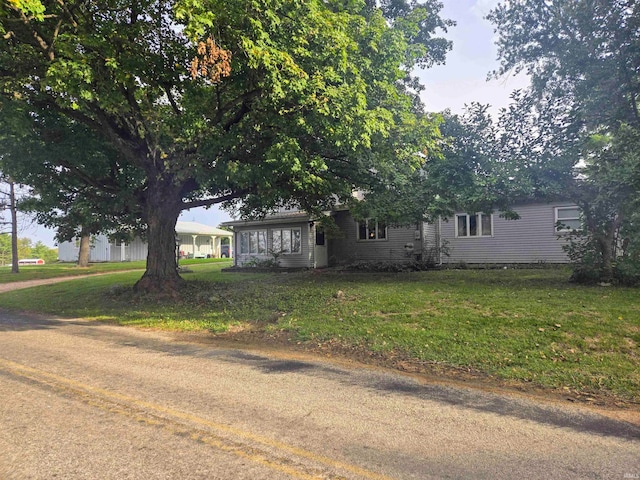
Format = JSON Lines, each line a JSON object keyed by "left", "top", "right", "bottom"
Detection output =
{"left": 271, "top": 227, "right": 302, "bottom": 255}
{"left": 555, "top": 206, "right": 582, "bottom": 233}
{"left": 357, "top": 219, "right": 388, "bottom": 242}
{"left": 239, "top": 230, "right": 267, "bottom": 255}
{"left": 454, "top": 213, "right": 493, "bottom": 238}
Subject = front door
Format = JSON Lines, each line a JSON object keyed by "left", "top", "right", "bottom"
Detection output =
{"left": 314, "top": 227, "right": 328, "bottom": 268}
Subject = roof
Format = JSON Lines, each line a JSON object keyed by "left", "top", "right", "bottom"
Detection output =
{"left": 222, "top": 211, "right": 312, "bottom": 228}
{"left": 175, "top": 221, "right": 233, "bottom": 236}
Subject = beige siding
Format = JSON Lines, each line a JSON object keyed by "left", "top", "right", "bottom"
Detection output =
{"left": 422, "top": 222, "right": 441, "bottom": 263}
{"left": 234, "top": 221, "right": 313, "bottom": 268}
{"left": 329, "top": 211, "right": 418, "bottom": 265}
{"left": 441, "top": 202, "right": 573, "bottom": 264}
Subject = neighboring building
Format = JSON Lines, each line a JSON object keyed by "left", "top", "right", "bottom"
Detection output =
{"left": 223, "top": 201, "right": 578, "bottom": 268}
{"left": 58, "top": 221, "right": 233, "bottom": 263}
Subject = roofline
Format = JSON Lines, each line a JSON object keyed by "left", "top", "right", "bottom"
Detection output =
{"left": 222, "top": 213, "right": 314, "bottom": 228}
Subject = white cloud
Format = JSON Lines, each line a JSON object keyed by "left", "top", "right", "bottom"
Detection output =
{"left": 470, "top": 0, "right": 500, "bottom": 19}
{"left": 421, "top": 71, "right": 530, "bottom": 117}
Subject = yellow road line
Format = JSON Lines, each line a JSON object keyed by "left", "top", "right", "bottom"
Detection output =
{"left": 0, "top": 358, "right": 394, "bottom": 480}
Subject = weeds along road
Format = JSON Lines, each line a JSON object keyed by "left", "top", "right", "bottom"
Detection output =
{"left": 0, "top": 310, "right": 639, "bottom": 480}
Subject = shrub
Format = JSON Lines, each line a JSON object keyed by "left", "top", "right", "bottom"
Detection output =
{"left": 243, "top": 257, "right": 281, "bottom": 268}
{"left": 341, "top": 260, "right": 438, "bottom": 273}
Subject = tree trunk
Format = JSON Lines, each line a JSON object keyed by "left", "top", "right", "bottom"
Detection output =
{"left": 599, "top": 213, "right": 623, "bottom": 284}
{"left": 599, "top": 235, "right": 613, "bottom": 283}
{"left": 134, "top": 188, "right": 184, "bottom": 295}
{"left": 10, "top": 182, "right": 19, "bottom": 274}
{"left": 77, "top": 230, "right": 91, "bottom": 267}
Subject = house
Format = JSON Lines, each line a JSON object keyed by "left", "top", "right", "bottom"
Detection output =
{"left": 58, "top": 221, "right": 233, "bottom": 262}
{"left": 223, "top": 201, "right": 579, "bottom": 268}
{"left": 224, "top": 211, "right": 329, "bottom": 269}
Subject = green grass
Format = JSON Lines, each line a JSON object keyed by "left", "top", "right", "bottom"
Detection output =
{"left": 0, "top": 258, "right": 228, "bottom": 283}
{"left": 0, "top": 261, "right": 146, "bottom": 282}
{"left": 0, "top": 263, "right": 638, "bottom": 402}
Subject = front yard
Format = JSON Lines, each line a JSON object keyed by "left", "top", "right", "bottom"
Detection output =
{"left": 0, "top": 263, "right": 638, "bottom": 405}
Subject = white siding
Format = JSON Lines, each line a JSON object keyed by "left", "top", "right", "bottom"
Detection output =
{"left": 110, "top": 237, "right": 148, "bottom": 262}
{"left": 58, "top": 222, "right": 227, "bottom": 263}
{"left": 89, "top": 235, "right": 112, "bottom": 262}
{"left": 58, "top": 235, "right": 111, "bottom": 262}
{"left": 57, "top": 240, "right": 78, "bottom": 262}
{"left": 441, "top": 202, "right": 573, "bottom": 264}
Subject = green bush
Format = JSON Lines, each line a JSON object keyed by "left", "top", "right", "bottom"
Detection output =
{"left": 564, "top": 231, "right": 640, "bottom": 285}
{"left": 341, "top": 260, "right": 437, "bottom": 273}
{"left": 613, "top": 258, "right": 640, "bottom": 286}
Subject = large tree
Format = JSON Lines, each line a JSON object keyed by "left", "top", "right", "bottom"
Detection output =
{"left": 488, "top": 0, "right": 640, "bottom": 283}
{"left": 0, "top": 104, "right": 137, "bottom": 267}
{"left": 351, "top": 92, "right": 581, "bottom": 232}
{"left": 0, "top": 0, "right": 452, "bottom": 293}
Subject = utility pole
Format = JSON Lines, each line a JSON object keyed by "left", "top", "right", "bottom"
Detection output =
{"left": 9, "top": 181, "right": 19, "bottom": 273}
{"left": 0, "top": 177, "right": 20, "bottom": 273}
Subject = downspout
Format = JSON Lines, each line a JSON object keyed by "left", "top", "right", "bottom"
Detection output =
{"left": 310, "top": 221, "right": 315, "bottom": 268}
{"left": 233, "top": 230, "right": 238, "bottom": 267}
{"left": 417, "top": 221, "right": 424, "bottom": 261}
{"left": 437, "top": 216, "right": 443, "bottom": 266}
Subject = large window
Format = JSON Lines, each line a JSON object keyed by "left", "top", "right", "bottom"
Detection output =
{"left": 272, "top": 228, "right": 302, "bottom": 254}
{"left": 358, "top": 219, "right": 387, "bottom": 241}
{"left": 555, "top": 206, "right": 582, "bottom": 232}
{"left": 239, "top": 230, "right": 267, "bottom": 255}
{"left": 455, "top": 213, "right": 492, "bottom": 238}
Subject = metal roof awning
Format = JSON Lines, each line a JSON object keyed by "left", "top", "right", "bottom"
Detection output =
{"left": 175, "top": 221, "right": 233, "bottom": 236}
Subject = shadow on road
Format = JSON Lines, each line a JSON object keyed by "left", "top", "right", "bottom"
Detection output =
{"left": 2, "top": 308, "right": 639, "bottom": 442}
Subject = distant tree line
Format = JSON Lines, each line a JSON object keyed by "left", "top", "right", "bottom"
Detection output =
{"left": 0, "top": 234, "right": 57, "bottom": 265}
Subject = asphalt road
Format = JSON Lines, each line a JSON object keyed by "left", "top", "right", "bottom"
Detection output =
{"left": 0, "top": 310, "right": 639, "bottom": 480}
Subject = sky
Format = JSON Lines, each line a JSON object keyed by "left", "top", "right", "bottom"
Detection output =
{"left": 24, "top": 0, "right": 529, "bottom": 248}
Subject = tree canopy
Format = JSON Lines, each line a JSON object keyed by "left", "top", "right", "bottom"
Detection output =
{"left": 488, "top": 0, "right": 640, "bottom": 283}
{"left": 488, "top": 0, "right": 639, "bottom": 130}
{"left": 0, "top": 0, "right": 452, "bottom": 292}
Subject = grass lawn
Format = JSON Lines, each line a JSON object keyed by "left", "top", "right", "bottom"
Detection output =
{"left": 0, "top": 261, "right": 146, "bottom": 282}
{"left": 0, "top": 258, "right": 227, "bottom": 283}
{"left": 0, "top": 262, "right": 638, "bottom": 404}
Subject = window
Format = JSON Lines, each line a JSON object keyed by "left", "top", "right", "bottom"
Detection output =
{"left": 555, "top": 206, "right": 581, "bottom": 232}
{"left": 315, "top": 228, "right": 325, "bottom": 246}
{"left": 239, "top": 230, "right": 267, "bottom": 255}
{"left": 358, "top": 219, "right": 387, "bottom": 241}
{"left": 272, "top": 228, "right": 302, "bottom": 254}
{"left": 455, "top": 214, "right": 492, "bottom": 237}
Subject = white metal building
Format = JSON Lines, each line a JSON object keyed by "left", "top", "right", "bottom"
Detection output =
{"left": 58, "top": 221, "right": 233, "bottom": 263}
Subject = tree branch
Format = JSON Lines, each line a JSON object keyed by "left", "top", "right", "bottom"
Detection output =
{"left": 55, "top": 0, "right": 79, "bottom": 28}
{"left": 215, "top": 89, "right": 261, "bottom": 131}
{"left": 163, "top": 84, "right": 182, "bottom": 116}
{"left": 57, "top": 160, "right": 120, "bottom": 194}
{"left": 181, "top": 188, "right": 253, "bottom": 210}
{"left": 10, "top": 5, "right": 55, "bottom": 60}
